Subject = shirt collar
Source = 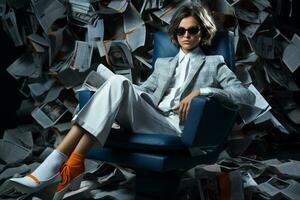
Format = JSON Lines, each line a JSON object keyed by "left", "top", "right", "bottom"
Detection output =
{"left": 178, "top": 47, "right": 204, "bottom": 63}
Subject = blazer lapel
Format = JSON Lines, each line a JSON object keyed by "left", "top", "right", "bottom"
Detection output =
{"left": 153, "top": 55, "right": 178, "bottom": 105}
{"left": 163, "top": 55, "right": 178, "bottom": 90}
{"left": 167, "top": 55, "right": 178, "bottom": 77}
{"left": 181, "top": 55, "right": 206, "bottom": 93}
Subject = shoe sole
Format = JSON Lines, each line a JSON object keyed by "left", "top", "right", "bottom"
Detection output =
{"left": 10, "top": 173, "right": 60, "bottom": 194}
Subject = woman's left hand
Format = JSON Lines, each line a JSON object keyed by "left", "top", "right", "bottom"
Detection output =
{"left": 174, "top": 89, "right": 200, "bottom": 121}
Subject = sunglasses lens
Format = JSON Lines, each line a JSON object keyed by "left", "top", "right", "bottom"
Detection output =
{"left": 176, "top": 28, "right": 186, "bottom": 36}
{"left": 188, "top": 27, "right": 199, "bottom": 35}
{"left": 176, "top": 27, "right": 199, "bottom": 36}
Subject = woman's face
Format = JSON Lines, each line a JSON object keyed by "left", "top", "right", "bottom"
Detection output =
{"left": 176, "top": 16, "right": 201, "bottom": 53}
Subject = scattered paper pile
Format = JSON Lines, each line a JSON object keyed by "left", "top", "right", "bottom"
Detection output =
{"left": 0, "top": 0, "right": 300, "bottom": 199}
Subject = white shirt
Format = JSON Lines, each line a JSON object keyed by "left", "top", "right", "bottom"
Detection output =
{"left": 157, "top": 47, "right": 212, "bottom": 133}
{"left": 158, "top": 50, "right": 187, "bottom": 112}
{"left": 158, "top": 47, "right": 205, "bottom": 113}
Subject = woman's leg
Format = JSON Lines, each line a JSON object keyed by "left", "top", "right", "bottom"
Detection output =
{"left": 9, "top": 124, "right": 88, "bottom": 189}
{"left": 55, "top": 131, "right": 96, "bottom": 194}
{"left": 72, "top": 130, "right": 96, "bottom": 155}
{"left": 72, "top": 75, "right": 181, "bottom": 147}
{"left": 57, "top": 124, "right": 93, "bottom": 156}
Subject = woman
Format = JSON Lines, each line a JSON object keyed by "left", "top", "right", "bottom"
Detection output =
{"left": 10, "top": 2, "right": 255, "bottom": 199}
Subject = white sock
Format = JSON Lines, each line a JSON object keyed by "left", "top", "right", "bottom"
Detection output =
{"left": 11, "top": 150, "right": 67, "bottom": 187}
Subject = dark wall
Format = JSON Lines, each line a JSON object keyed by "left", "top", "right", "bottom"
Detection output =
{"left": 0, "top": 25, "right": 24, "bottom": 135}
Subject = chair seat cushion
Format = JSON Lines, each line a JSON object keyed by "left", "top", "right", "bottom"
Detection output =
{"left": 105, "top": 129, "right": 186, "bottom": 152}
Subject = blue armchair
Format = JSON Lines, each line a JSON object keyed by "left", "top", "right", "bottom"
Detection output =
{"left": 82, "top": 31, "right": 238, "bottom": 200}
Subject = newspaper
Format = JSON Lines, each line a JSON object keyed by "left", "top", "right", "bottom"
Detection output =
{"left": 87, "top": 18, "right": 104, "bottom": 43}
{"left": 3, "top": 128, "right": 33, "bottom": 150}
{"left": 123, "top": 4, "right": 146, "bottom": 51}
{"left": 43, "top": 85, "right": 64, "bottom": 104}
{"left": 31, "top": 99, "right": 68, "bottom": 128}
{"left": 6, "top": 54, "right": 37, "bottom": 79}
{"left": 152, "top": 2, "right": 180, "bottom": 24}
{"left": 235, "top": 64, "right": 253, "bottom": 85}
{"left": 28, "top": 33, "right": 49, "bottom": 47}
{"left": 79, "top": 64, "right": 114, "bottom": 92}
{"left": 257, "top": 177, "right": 300, "bottom": 200}
{"left": 96, "top": 40, "right": 107, "bottom": 57}
{"left": 242, "top": 171, "right": 258, "bottom": 188}
{"left": 0, "top": 179, "right": 30, "bottom": 200}
{"left": 254, "top": 111, "right": 289, "bottom": 134}
{"left": 69, "top": 0, "right": 91, "bottom": 14}
{"left": 250, "top": 35, "right": 275, "bottom": 59}
{"left": 18, "top": 78, "right": 29, "bottom": 98}
{"left": 0, "top": 165, "right": 30, "bottom": 182}
{"left": 282, "top": 34, "right": 300, "bottom": 73}
{"left": 125, "top": 24, "right": 146, "bottom": 51}
{"left": 2, "top": 8, "right": 23, "bottom": 46}
{"left": 0, "top": 140, "right": 32, "bottom": 164}
{"left": 107, "top": 0, "right": 128, "bottom": 13}
{"left": 48, "top": 27, "right": 65, "bottom": 66}
{"left": 57, "top": 55, "right": 91, "bottom": 89}
{"left": 264, "top": 159, "right": 300, "bottom": 179}
{"left": 109, "top": 41, "right": 134, "bottom": 69}
{"left": 90, "top": 188, "right": 133, "bottom": 200}
{"left": 287, "top": 108, "right": 300, "bottom": 125}
{"left": 81, "top": 71, "right": 107, "bottom": 92}
{"left": 225, "top": 0, "right": 241, "bottom": 7}
{"left": 115, "top": 69, "right": 133, "bottom": 82}
{"left": 135, "top": 55, "right": 152, "bottom": 69}
{"left": 239, "top": 84, "right": 271, "bottom": 124}
{"left": 2, "top": 1, "right": 300, "bottom": 199}
{"left": 209, "top": 0, "right": 234, "bottom": 15}
{"left": 94, "top": 0, "right": 128, "bottom": 14}
{"left": 28, "top": 78, "right": 56, "bottom": 98}
{"left": 16, "top": 99, "right": 35, "bottom": 117}
{"left": 31, "top": 0, "right": 66, "bottom": 32}
{"left": 70, "top": 41, "right": 93, "bottom": 72}
{"left": 28, "top": 14, "right": 39, "bottom": 36}
{"left": 239, "top": 11, "right": 269, "bottom": 38}
{"left": 252, "top": 0, "right": 271, "bottom": 11}
{"left": 69, "top": 10, "right": 99, "bottom": 26}
{"left": 144, "top": 0, "right": 169, "bottom": 10}
{"left": 63, "top": 162, "right": 126, "bottom": 199}
{"left": 263, "top": 61, "right": 299, "bottom": 92}
{"left": 123, "top": 4, "right": 144, "bottom": 34}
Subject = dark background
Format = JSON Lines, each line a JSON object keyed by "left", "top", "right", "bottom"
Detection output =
{"left": 0, "top": 25, "right": 24, "bottom": 135}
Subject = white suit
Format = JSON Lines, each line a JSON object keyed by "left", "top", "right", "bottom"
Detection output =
{"left": 72, "top": 52, "right": 255, "bottom": 146}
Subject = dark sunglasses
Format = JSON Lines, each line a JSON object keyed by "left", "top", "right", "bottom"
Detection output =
{"left": 175, "top": 27, "right": 200, "bottom": 36}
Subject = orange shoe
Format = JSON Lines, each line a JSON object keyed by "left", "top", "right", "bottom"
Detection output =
{"left": 53, "top": 152, "right": 84, "bottom": 200}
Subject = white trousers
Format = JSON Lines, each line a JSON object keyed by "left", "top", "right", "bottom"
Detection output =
{"left": 72, "top": 75, "right": 181, "bottom": 146}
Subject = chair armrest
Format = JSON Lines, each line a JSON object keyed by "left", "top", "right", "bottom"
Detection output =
{"left": 181, "top": 96, "right": 238, "bottom": 148}
{"left": 78, "top": 89, "right": 95, "bottom": 109}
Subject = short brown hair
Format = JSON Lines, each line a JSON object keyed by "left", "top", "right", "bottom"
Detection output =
{"left": 168, "top": 3, "right": 217, "bottom": 46}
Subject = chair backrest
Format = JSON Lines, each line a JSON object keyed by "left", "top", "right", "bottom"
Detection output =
{"left": 153, "top": 30, "right": 237, "bottom": 160}
{"left": 152, "top": 31, "right": 235, "bottom": 71}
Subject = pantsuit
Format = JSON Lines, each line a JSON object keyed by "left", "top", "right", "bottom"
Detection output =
{"left": 72, "top": 53, "right": 255, "bottom": 145}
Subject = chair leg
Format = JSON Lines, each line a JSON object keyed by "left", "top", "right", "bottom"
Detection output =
{"left": 134, "top": 170, "right": 182, "bottom": 200}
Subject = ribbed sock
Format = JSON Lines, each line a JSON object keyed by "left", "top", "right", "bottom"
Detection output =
{"left": 56, "top": 152, "right": 85, "bottom": 192}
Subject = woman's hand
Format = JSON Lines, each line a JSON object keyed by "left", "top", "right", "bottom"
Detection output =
{"left": 174, "top": 89, "right": 200, "bottom": 121}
